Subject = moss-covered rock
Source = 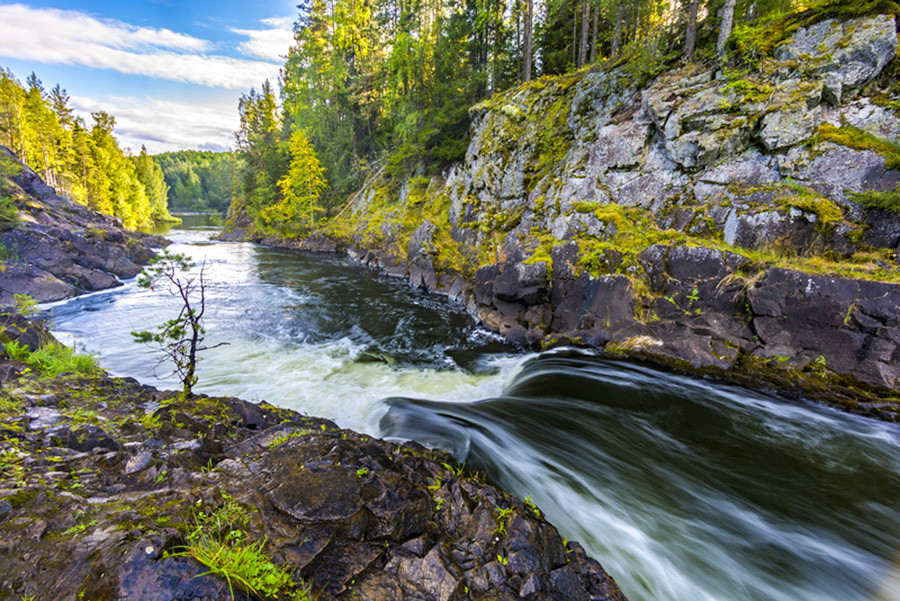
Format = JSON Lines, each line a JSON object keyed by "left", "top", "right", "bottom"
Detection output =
{"left": 0, "top": 371, "right": 627, "bottom": 600}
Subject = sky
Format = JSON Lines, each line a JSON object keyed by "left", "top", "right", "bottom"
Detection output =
{"left": 0, "top": 0, "right": 299, "bottom": 154}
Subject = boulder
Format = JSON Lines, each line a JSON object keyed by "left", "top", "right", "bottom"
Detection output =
{"left": 0, "top": 152, "right": 166, "bottom": 307}
{"left": 757, "top": 79, "right": 823, "bottom": 150}
{"left": 774, "top": 15, "right": 898, "bottom": 105}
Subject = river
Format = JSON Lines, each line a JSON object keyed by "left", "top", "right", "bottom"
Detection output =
{"left": 44, "top": 218, "right": 900, "bottom": 601}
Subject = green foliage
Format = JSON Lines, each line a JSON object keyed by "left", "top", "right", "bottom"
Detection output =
{"left": 132, "top": 146, "right": 174, "bottom": 222}
{"left": 0, "top": 241, "right": 17, "bottom": 262}
{"left": 494, "top": 506, "right": 514, "bottom": 536}
{"left": 13, "top": 293, "right": 38, "bottom": 317}
{"left": 170, "top": 497, "right": 310, "bottom": 601}
{"left": 3, "top": 340, "right": 100, "bottom": 378}
{"left": 153, "top": 150, "right": 239, "bottom": 213}
{"left": 0, "top": 195, "right": 17, "bottom": 232}
{"left": 3, "top": 340, "right": 29, "bottom": 361}
{"left": 265, "top": 129, "right": 327, "bottom": 236}
{"left": 0, "top": 68, "right": 170, "bottom": 229}
{"left": 132, "top": 250, "right": 224, "bottom": 401}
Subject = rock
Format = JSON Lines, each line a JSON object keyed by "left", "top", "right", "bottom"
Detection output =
{"left": 697, "top": 151, "right": 780, "bottom": 187}
{"left": 0, "top": 312, "right": 55, "bottom": 351}
{"left": 758, "top": 79, "right": 823, "bottom": 150}
{"left": 0, "top": 152, "right": 166, "bottom": 307}
{"left": 587, "top": 121, "right": 650, "bottom": 171}
{"left": 747, "top": 268, "right": 900, "bottom": 390}
{"left": 780, "top": 143, "right": 900, "bottom": 210}
{"left": 0, "top": 373, "right": 627, "bottom": 601}
{"left": 775, "top": 15, "right": 898, "bottom": 104}
{"left": 409, "top": 220, "right": 438, "bottom": 290}
{"left": 825, "top": 98, "right": 900, "bottom": 143}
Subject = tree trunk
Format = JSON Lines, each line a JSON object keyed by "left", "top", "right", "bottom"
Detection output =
{"left": 579, "top": 0, "right": 590, "bottom": 68}
{"left": 572, "top": 4, "right": 578, "bottom": 69}
{"left": 717, "top": 0, "right": 737, "bottom": 56}
{"left": 684, "top": 0, "right": 700, "bottom": 59}
{"left": 611, "top": 3, "right": 626, "bottom": 57}
{"left": 516, "top": 0, "right": 521, "bottom": 82}
{"left": 590, "top": 2, "right": 599, "bottom": 63}
{"left": 524, "top": 0, "right": 533, "bottom": 81}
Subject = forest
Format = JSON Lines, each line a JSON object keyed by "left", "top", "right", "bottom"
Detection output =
{"left": 153, "top": 150, "right": 239, "bottom": 214}
{"left": 230, "top": 0, "right": 879, "bottom": 237}
{"left": 0, "top": 69, "right": 172, "bottom": 229}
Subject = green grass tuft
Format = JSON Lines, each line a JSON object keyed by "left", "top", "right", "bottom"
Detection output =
{"left": 3, "top": 340, "right": 100, "bottom": 378}
{"left": 169, "top": 496, "right": 311, "bottom": 601}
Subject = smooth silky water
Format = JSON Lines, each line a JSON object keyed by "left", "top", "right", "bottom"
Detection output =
{"left": 44, "top": 218, "right": 900, "bottom": 601}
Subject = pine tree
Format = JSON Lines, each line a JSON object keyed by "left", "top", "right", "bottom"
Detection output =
{"left": 267, "top": 128, "right": 327, "bottom": 234}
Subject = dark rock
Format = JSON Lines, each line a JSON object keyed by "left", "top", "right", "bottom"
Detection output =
{"left": 47, "top": 424, "right": 121, "bottom": 453}
{"left": 0, "top": 312, "right": 54, "bottom": 351}
{"left": 0, "top": 373, "right": 627, "bottom": 601}
{"left": 0, "top": 152, "right": 164, "bottom": 307}
{"left": 584, "top": 276, "right": 636, "bottom": 332}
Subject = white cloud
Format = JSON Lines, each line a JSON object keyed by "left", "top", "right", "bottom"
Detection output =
{"left": 0, "top": 3, "right": 282, "bottom": 89}
{"left": 232, "top": 16, "right": 296, "bottom": 62}
{"left": 71, "top": 95, "right": 238, "bottom": 154}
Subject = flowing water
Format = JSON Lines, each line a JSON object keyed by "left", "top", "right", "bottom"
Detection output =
{"left": 44, "top": 219, "right": 900, "bottom": 601}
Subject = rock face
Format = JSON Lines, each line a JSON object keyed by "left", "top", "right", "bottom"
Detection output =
{"left": 0, "top": 147, "right": 165, "bottom": 306}
{"left": 0, "top": 368, "right": 626, "bottom": 601}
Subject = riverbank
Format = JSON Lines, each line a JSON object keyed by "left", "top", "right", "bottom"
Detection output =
{"left": 222, "top": 11, "right": 900, "bottom": 421}
{"left": 0, "top": 315, "right": 625, "bottom": 601}
{"left": 0, "top": 146, "right": 168, "bottom": 306}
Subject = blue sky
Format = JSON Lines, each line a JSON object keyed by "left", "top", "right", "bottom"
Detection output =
{"left": 0, "top": 0, "right": 298, "bottom": 153}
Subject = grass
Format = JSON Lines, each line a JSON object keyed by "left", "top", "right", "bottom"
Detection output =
{"left": 269, "top": 429, "right": 310, "bottom": 448}
{"left": 169, "top": 496, "right": 311, "bottom": 601}
{"left": 3, "top": 340, "right": 100, "bottom": 378}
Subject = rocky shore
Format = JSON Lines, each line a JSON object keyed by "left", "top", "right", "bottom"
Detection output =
{"left": 0, "top": 316, "right": 625, "bottom": 601}
{"left": 0, "top": 146, "right": 166, "bottom": 306}
{"left": 224, "top": 12, "right": 900, "bottom": 421}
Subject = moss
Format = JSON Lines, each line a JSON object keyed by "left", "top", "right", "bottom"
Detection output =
{"left": 817, "top": 124, "right": 900, "bottom": 169}
{"left": 720, "top": 70, "right": 775, "bottom": 105}
{"left": 731, "top": 0, "right": 900, "bottom": 61}
{"left": 849, "top": 187, "right": 900, "bottom": 214}
{"left": 779, "top": 180, "right": 845, "bottom": 228}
